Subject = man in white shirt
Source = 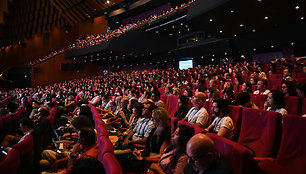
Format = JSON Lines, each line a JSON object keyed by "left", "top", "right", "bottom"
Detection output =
{"left": 182, "top": 92, "right": 209, "bottom": 128}
{"left": 253, "top": 79, "right": 270, "bottom": 95}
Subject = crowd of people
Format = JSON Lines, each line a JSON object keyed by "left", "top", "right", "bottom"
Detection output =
{"left": 25, "top": 1, "right": 194, "bottom": 66}
{"left": 1, "top": 56, "right": 305, "bottom": 173}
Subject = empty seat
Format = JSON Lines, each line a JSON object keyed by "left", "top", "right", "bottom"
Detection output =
{"left": 0, "top": 148, "right": 21, "bottom": 174}
{"left": 207, "top": 133, "right": 255, "bottom": 174}
{"left": 228, "top": 105, "right": 243, "bottom": 142}
{"left": 166, "top": 95, "right": 179, "bottom": 117}
{"left": 250, "top": 94, "right": 267, "bottom": 110}
{"left": 283, "top": 96, "right": 302, "bottom": 115}
{"left": 258, "top": 115, "right": 306, "bottom": 174}
{"left": 102, "top": 152, "right": 123, "bottom": 174}
{"left": 238, "top": 108, "right": 282, "bottom": 158}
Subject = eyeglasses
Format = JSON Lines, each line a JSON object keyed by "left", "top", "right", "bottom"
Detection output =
{"left": 281, "top": 86, "right": 287, "bottom": 89}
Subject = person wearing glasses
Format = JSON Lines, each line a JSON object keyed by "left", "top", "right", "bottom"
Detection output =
{"left": 184, "top": 134, "right": 233, "bottom": 174}
{"left": 253, "top": 79, "right": 270, "bottom": 95}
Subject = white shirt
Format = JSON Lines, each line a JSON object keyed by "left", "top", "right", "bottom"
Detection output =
{"left": 185, "top": 107, "right": 209, "bottom": 127}
{"left": 253, "top": 89, "right": 270, "bottom": 95}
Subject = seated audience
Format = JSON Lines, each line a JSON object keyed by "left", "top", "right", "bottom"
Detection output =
{"left": 296, "top": 83, "right": 306, "bottom": 98}
{"left": 253, "top": 79, "right": 270, "bottom": 95}
{"left": 264, "top": 90, "right": 288, "bottom": 116}
{"left": 241, "top": 82, "right": 253, "bottom": 93}
{"left": 206, "top": 99, "right": 234, "bottom": 139}
{"left": 182, "top": 92, "right": 209, "bottom": 128}
{"left": 185, "top": 134, "right": 233, "bottom": 174}
{"left": 237, "top": 92, "right": 259, "bottom": 109}
{"left": 147, "top": 125, "right": 194, "bottom": 174}
{"left": 152, "top": 90, "right": 165, "bottom": 108}
{"left": 174, "top": 95, "right": 190, "bottom": 120}
{"left": 281, "top": 80, "right": 297, "bottom": 96}
{"left": 222, "top": 88, "right": 237, "bottom": 106}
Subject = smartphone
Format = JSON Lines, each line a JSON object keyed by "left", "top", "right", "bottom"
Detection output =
{"left": 56, "top": 149, "right": 62, "bottom": 154}
{"left": 2, "top": 150, "right": 7, "bottom": 155}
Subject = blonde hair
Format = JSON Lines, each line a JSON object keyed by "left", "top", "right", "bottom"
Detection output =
{"left": 152, "top": 107, "right": 170, "bottom": 128}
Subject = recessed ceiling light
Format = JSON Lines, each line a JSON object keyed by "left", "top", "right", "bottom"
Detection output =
{"left": 301, "top": 17, "right": 304, "bottom": 20}
{"left": 212, "top": 55, "right": 215, "bottom": 57}
{"left": 295, "top": 6, "right": 299, "bottom": 10}
{"left": 106, "top": 0, "right": 110, "bottom": 4}
{"left": 209, "top": 19, "right": 213, "bottom": 22}
{"left": 201, "top": 56, "right": 204, "bottom": 58}
{"left": 253, "top": 29, "right": 256, "bottom": 32}
{"left": 181, "top": 23, "right": 183, "bottom": 25}
{"left": 234, "top": 34, "right": 237, "bottom": 37}
{"left": 219, "top": 30, "right": 223, "bottom": 33}
{"left": 291, "top": 42, "right": 294, "bottom": 45}
{"left": 258, "top": 0, "right": 262, "bottom": 1}
{"left": 240, "top": 24, "right": 243, "bottom": 27}
{"left": 170, "top": 33, "right": 172, "bottom": 35}
{"left": 265, "top": 16, "right": 268, "bottom": 20}
{"left": 230, "top": 10, "right": 234, "bottom": 13}
{"left": 271, "top": 45, "right": 274, "bottom": 48}
{"left": 156, "top": 31, "right": 158, "bottom": 33}
{"left": 188, "top": 29, "right": 190, "bottom": 31}
{"left": 225, "top": 53, "right": 227, "bottom": 55}
{"left": 212, "top": 59, "right": 214, "bottom": 61}
{"left": 172, "top": 26, "right": 175, "bottom": 28}
{"left": 253, "top": 48, "right": 256, "bottom": 51}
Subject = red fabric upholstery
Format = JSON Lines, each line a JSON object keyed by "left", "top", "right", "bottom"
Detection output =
{"left": 160, "top": 94, "right": 168, "bottom": 107}
{"left": 303, "top": 98, "right": 306, "bottom": 115}
{"left": 283, "top": 96, "right": 302, "bottom": 115}
{"left": 96, "top": 124, "right": 109, "bottom": 137}
{"left": 250, "top": 94, "right": 267, "bottom": 110}
{"left": 177, "top": 120, "right": 206, "bottom": 134}
{"left": 166, "top": 95, "right": 179, "bottom": 117}
{"left": 102, "top": 152, "right": 123, "bottom": 174}
{"left": 46, "top": 107, "right": 57, "bottom": 125}
{"left": 238, "top": 108, "right": 282, "bottom": 157}
{"left": 203, "top": 101, "right": 213, "bottom": 125}
{"left": 0, "top": 96, "right": 12, "bottom": 107}
{"left": 12, "top": 134, "right": 34, "bottom": 156}
{"left": 233, "top": 85, "right": 239, "bottom": 93}
{"left": 207, "top": 133, "right": 255, "bottom": 174}
{"left": 228, "top": 105, "right": 243, "bottom": 142}
{"left": 0, "top": 148, "right": 21, "bottom": 174}
{"left": 171, "top": 117, "right": 179, "bottom": 135}
{"left": 258, "top": 115, "right": 306, "bottom": 174}
{"left": 98, "top": 136, "right": 114, "bottom": 156}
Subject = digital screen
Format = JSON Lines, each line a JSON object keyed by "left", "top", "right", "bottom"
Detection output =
{"left": 179, "top": 59, "right": 193, "bottom": 70}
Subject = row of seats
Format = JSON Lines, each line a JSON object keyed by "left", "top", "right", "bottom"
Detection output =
{"left": 160, "top": 87, "right": 306, "bottom": 116}
{"left": 0, "top": 96, "right": 12, "bottom": 107}
{"left": 171, "top": 108, "right": 306, "bottom": 173}
{"left": 88, "top": 104, "right": 122, "bottom": 174}
{"left": 0, "top": 106, "right": 26, "bottom": 139}
{"left": 0, "top": 107, "right": 32, "bottom": 174}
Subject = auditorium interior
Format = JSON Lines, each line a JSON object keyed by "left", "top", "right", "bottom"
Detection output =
{"left": 0, "top": 0, "right": 305, "bottom": 173}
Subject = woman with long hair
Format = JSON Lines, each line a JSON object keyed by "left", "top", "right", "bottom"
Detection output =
{"left": 147, "top": 124, "right": 194, "bottom": 174}
{"left": 264, "top": 90, "right": 288, "bottom": 116}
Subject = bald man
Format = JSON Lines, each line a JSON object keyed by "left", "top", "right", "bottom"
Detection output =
{"left": 182, "top": 92, "right": 209, "bottom": 128}
{"left": 185, "top": 134, "right": 233, "bottom": 174}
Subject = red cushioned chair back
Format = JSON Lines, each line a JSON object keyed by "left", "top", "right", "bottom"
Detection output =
{"left": 250, "top": 94, "right": 267, "bottom": 110}
{"left": 275, "top": 115, "right": 306, "bottom": 172}
{"left": 238, "top": 108, "right": 282, "bottom": 157}
{"left": 166, "top": 95, "right": 179, "bottom": 117}
{"left": 160, "top": 94, "right": 168, "bottom": 109}
{"left": 228, "top": 105, "right": 243, "bottom": 142}
{"left": 0, "top": 148, "right": 21, "bottom": 174}
{"left": 102, "top": 152, "right": 123, "bottom": 174}
{"left": 177, "top": 120, "right": 205, "bottom": 134}
{"left": 203, "top": 101, "right": 213, "bottom": 125}
{"left": 207, "top": 133, "right": 255, "bottom": 174}
{"left": 170, "top": 117, "right": 179, "bottom": 135}
{"left": 12, "top": 134, "right": 34, "bottom": 156}
{"left": 283, "top": 96, "right": 302, "bottom": 115}
{"left": 303, "top": 98, "right": 306, "bottom": 115}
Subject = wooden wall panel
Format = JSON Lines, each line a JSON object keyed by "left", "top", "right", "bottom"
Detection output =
{"left": 31, "top": 53, "right": 103, "bottom": 87}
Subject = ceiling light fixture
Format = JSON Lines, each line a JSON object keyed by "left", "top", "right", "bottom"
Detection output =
{"left": 295, "top": 6, "right": 299, "bottom": 10}
{"left": 265, "top": 16, "right": 268, "bottom": 20}
{"left": 209, "top": 19, "right": 213, "bottom": 22}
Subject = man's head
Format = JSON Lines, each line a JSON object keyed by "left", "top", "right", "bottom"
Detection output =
{"left": 256, "top": 79, "right": 267, "bottom": 92}
{"left": 192, "top": 92, "right": 207, "bottom": 109}
{"left": 19, "top": 118, "right": 34, "bottom": 132}
{"left": 78, "top": 127, "right": 96, "bottom": 147}
{"left": 142, "top": 101, "right": 157, "bottom": 118}
{"left": 186, "top": 134, "right": 217, "bottom": 172}
{"left": 212, "top": 98, "right": 229, "bottom": 117}
{"left": 283, "top": 68, "right": 291, "bottom": 78}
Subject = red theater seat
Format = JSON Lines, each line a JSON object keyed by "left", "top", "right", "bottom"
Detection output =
{"left": 228, "top": 105, "right": 243, "bottom": 142}
{"left": 177, "top": 120, "right": 205, "bottom": 134}
{"left": 203, "top": 101, "right": 213, "bottom": 125}
{"left": 250, "top": 94, "right": 267, "bottom": 110}
{"left": 102, "top": 152, "right": 123, "bottom": 174}
{"left": 12, "top": 134, "right": 34, "bottom": 156}
{"left": 166, "top": 95, "right": 179, "bottom": 117}
{"left": 303, "top": 98, "right": 306, "bottom": 115}
{"left": 238, "top": 108, "right": 282, "bottom": 158}
{"left": 0, "top": 148, "right": 21, "bottom": 174}
{"left": 170, "top": 117, "right": 179, "bottom": 134}
{"left": 283, "top": 96, "right": 302, "bottom": 115}
{"left": 207, "top": 133, "right": 255, "bottom": 174}
{"left": 258, "top": 115, "right": 306, "bottom": 174}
